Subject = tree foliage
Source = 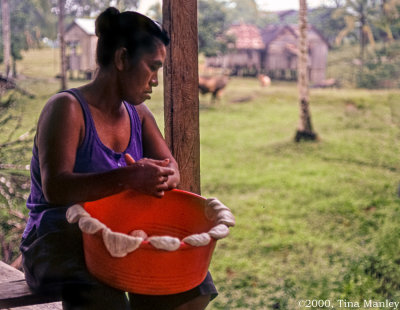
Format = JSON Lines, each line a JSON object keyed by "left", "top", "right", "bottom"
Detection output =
{"left": 356, "top": 41, "right": 400, "bottom": 88}
{"left": 333, "top": 0, "right": 378, "bottom": 48}
{"left": 146, "top": 2, "right": 162, "bottom": 22}
{"left": 332, "top": 0, "right": 400, "bottom": 47}
{"left": 308, "top": 7, "right": 346, "bottom": 46}
{"left": 49, "top": 0, "right": 138, "bottom": 16}
{"left": 0, "top": 0, "right": 140, "bottom": 65}
{"left": 0, "top": 0, "right": 57, "bottom": 63}
{"left": 198, "top": 0, "right": 230, "bottom": 56}
{"left": 198, "top": 0, "right": 266, "bottom": 56}
{"left": 224, "top": 0, "right": 259, "bottom": 24}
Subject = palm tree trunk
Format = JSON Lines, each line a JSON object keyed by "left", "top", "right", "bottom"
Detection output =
{"left": 359, "top": 2, "right": 366, "bottom": 76}
{"left": 58, "top": 0, "right": 67, "bottom": 90}
{"left": 1, "top": 0, "right": 11, "bottom": 77}
{"left": 295, "top": 0, "right": 317, "bottom": 142}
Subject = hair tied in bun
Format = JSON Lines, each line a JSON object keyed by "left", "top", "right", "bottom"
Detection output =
{"left": 152, "top": 20, "right": 163, "bottom": 31}
{"left": 95, "top": 7, "right": 170, "bottom": 67}
{"left": 95, "top": 7, "right": 120, "bottom": 37}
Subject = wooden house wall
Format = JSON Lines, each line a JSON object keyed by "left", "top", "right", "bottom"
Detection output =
{"left": 87, "top": 36, "right": 98, "bottom": 71}
{"left": 226, "top": 50, "right": 261, "bottom": 69}
{"left": 264, "top": 28, "right": 297, "bottom": 70}
{"left": 65, "top": 24, "right": 98, "bottom": 72}
{"left": 308, "top": 31, "right": 328, "bottom": 83}
{"left": 205, "top": 49, "right": 261, "bottom": 70}
{"left": 204, "top": 25, "right": 328, "bottom": 83}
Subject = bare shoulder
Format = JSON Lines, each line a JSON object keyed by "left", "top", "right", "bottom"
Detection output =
{"left": 37, "top": 91, "right": 85, "bottom": 141}
{"left": 39, "top": 92, "right": 83, "bottom": 125}
{"left": 134, "top": 103, "right": 155, "bottom": 124}
{"left": 43, "top": 91, "right": 81, "bottom": 116}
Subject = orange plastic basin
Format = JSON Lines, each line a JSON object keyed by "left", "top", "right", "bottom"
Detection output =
{"left": 82, "top": 189, "right": 217, "bottom": 295}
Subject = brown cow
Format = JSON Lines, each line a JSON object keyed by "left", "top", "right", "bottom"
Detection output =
{"left": 198, "top": 75, "right": 229, "bottom": 103}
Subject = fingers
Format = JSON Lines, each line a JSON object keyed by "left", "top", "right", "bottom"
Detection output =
{"left": 157, "top": 183, "right": 169, "bottom": 191}
{"left": 158, "top": 175, "right": 168, "bottom": 183}
{"left": 156, "top": 158, "right": 170, "bottom": 167}
{"left": 124, "top": 153, "right": 136, "bottom": 165}
{"left": 155, "top": 181, "right": 170, "bottom": 198}
{"left": 141, "top": 158, "right": 170, "bottom": 167}
{"left": 159, "top": 166, "right": 175, "bottom": 177}
{"left": 125, "top": 157, "right": 176, "bottom": 198}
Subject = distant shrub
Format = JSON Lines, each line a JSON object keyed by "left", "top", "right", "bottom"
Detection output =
{"left": 356, "top": 42, "right": 400, "bottom": 89}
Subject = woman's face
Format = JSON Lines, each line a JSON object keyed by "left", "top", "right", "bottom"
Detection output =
{"left": 119, "top": 42, "right": 166, "bottom": 105}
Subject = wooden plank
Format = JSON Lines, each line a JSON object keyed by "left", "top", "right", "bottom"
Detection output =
{"left": 0, "top": 261, "right": 62, "bottom": 309}
{"left": 163, "top": 0, "right": 201, "bottom": 195}
{"left": 9, "top": 302, "right": 62, "bottom": 310}
{"left": 0, "top": 280, "right": 60, "bottom": 309}
{"left": 0, "top": 261, "right": 24, "bottom": 282}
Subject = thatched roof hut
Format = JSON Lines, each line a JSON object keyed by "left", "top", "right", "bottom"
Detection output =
{"left": 262, "top": 24, "right": 329, "bottom": 83}
{"left": 206, "top": 23, "right": 264, "bottom": 73}
{"left": 206, "top": 23, "right": 329, "bottom": 84}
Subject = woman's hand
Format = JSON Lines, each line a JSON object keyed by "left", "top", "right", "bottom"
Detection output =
{"left": 135, "top": 104, "right": 181, "bottom": 191}
{"left": 124, "top": 154, "right": 176, "bottom": 198}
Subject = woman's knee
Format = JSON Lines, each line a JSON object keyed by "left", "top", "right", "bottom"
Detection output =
{"left": 174, "top": 294, "right": 211, "bottom": 310}
{"left": 61, "top": 284, "right": 129, "bottom": 310}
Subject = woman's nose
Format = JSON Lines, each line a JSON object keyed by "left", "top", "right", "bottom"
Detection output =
{"left": 151, "top": 75, "right": 158, "bottom": 87}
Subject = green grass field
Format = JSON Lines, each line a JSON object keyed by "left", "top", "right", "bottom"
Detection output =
{"left": 1, "top": 48, "right": 400, "bottom": 309}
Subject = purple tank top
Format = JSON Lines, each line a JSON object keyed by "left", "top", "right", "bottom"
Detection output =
{"left": 23, "top": 88, "right": 143, "bottom": 238}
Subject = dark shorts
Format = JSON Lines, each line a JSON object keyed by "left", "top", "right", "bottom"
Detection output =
{"left": 20, "top": 209, "right": 217, "bottom": 309}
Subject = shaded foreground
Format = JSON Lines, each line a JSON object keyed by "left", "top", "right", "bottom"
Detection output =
{"left": 1, "top": 49, "right": 400, "bottom": 309}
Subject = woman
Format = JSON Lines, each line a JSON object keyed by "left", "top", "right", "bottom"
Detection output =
{"left": 20, "top": 7, "right": 217, "bottom": 310}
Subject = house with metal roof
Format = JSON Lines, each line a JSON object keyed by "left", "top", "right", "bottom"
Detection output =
{"left": 64, "top": 18, "right": 97, "bottom": 78}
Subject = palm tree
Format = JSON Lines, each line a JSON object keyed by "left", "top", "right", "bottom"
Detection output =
{"left": 295, "top": 0, "right": 318, "bottom": 142}
{"left": 1, "top": 0, "right": 11, "bottom": 77}
{"left": 375, "top": 0, "right": 400, "bottom": 43}
{"left": 58, "top": 0, "right": 67, "bottom": 90}
{"left": 334, "top": 0, "right": 377, "bottom": 63}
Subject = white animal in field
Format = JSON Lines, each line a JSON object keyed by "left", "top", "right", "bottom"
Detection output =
{"left": 258, "top": 74, "right": 271, "bottom": 87}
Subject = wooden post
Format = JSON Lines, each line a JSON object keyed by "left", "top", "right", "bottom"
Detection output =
{"left": 163, "top": 0, "right": 200, "bottom": 194}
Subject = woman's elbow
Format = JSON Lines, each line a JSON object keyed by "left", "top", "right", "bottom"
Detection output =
{"left": 42, "top": 180, "right": 69, "bottom": 205}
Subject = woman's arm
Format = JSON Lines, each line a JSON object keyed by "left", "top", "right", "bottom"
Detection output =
{"left": 37, "top": 94, "right": 174, "bottom": 205}
{"left": 136, "top": 103, "right": 180, "bottom": 190}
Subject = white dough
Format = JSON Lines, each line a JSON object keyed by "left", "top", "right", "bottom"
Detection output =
{"left": 205, "top": 198, "right": 235, "bottom": 227}
{"left": 204, "top": 205, "right": 217, "bottom": 221}
{"left": 78, "top": 217, "right": 106, "bottom": 234}
{"left": 129, "top": 229, "right": 148, "bottom": 240}
{"left": 148, "top": 236, "right": 181, "bottom": 251}
{"left": 208, "top": 224, "right": 230, "bottom": 239}
{"left": 102, "top": 228, "right": 143, "bottom": 258}
{"left": 216, "top": 210, "right": 236, "bottom": 227}
{"left": 66, "top": 204, "right": 90, "bottom": 223}
{"left": 70, "top": 196, "right": 234, "bottom": 254}
{"left": 183, "top": 233, "right": 211, "bottom": 247}
{"left": 206, "top": 198, "right": 231, "bottom": 211}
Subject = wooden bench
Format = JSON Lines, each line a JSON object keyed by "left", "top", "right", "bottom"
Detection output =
{"left": 0, "top": 261, "right": 62, "bottom": 309}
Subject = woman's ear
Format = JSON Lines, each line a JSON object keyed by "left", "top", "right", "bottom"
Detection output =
{"left": 114, "top": 47, "right": 128, "bottom": 71}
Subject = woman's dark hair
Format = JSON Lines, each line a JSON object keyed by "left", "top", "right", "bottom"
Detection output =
{"left": 95, "top": 7, "right": 170, "bottom": 67}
